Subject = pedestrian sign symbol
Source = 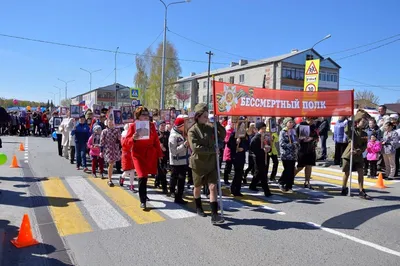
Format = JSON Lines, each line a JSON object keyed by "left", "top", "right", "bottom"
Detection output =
{"left": 130, "top": 88, "right": 140, "bottom": 99}
{"left": 306, "top": 61, "right": 318, "bottom": 75}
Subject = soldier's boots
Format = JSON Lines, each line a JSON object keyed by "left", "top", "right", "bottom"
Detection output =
{"left": 195, "top": 198, "right": 206, "bottom": 217}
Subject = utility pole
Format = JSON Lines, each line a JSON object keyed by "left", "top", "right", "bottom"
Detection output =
{"left": 206, "top": 51, "right": 214, "bottom": 105}
{"left": 115, "top": 47, "right": 119, "bottom": 84}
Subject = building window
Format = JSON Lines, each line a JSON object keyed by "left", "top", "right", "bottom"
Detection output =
{"left": 203, "top": 81, "right": 207, "bottom": 88}
{"left": 229, "top": 76, "right": 235, "bottom": 84}
{"left": 239, "top": 74, "right": 245, "bottom": 83}
{"left": 319, "top": 72, "right": 326, "bottom": 81}
{"left": 282, "top": 68, "right": 295, "bottom": 79}
{"left": 219, "top": 78, "right": 223, "bottom": 82}
{"left": 295, "top": 69, "right": 304, "bottom": 80}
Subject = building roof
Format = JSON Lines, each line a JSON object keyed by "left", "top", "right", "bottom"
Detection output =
{"left": 384, "top": 103, "right": 400, "bottom": 114}
{"left": 176, "top": 48, "right": 341, "bottom": 83}
{"left": 71, "top": 83, "right": 130, "bottom": 99}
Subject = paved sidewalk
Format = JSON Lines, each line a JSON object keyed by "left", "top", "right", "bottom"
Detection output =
{"left": 0, "top": 136, "right": 56, "bottom": 266}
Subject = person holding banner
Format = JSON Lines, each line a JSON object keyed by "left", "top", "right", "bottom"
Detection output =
{"left": 248, "top": 122, "right": 272, "bottom": 197}
{"left": 187, "top": 103, "right": 226, "bottom": 224}
{"left": 341, "top": 110, "right": 370, "bottom": 199}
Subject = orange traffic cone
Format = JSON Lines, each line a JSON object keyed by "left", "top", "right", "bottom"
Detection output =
{"left": 11, "top": 214, "right": 39, "bottom": 248}
{"left": 375, "top": 173, "right": 387, "bottom": 189}
{"left": 10, "top": 155, "right": 20, "bottom": 168}
{"left": 19, "top": 143, "right": 25, "bottom": 151}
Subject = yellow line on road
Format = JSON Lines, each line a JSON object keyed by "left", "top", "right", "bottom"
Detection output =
{"left": 41, "top": 177, "right": 92, "bottom": 236}
{"left": 88, "top": 176, "right": 165, "bottom": 224}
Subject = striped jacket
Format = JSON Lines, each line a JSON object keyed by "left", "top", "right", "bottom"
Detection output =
{"left": 169, "top": 128, "right": 188, "bottom": 166}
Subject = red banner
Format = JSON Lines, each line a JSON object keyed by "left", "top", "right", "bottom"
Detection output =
{"left": 212, "top": 81, "right": 353, "bottom": 117}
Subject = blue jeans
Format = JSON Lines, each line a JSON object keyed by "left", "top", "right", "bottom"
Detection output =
{"left": 75, "top": 143, "right": 87, "bottom": 168}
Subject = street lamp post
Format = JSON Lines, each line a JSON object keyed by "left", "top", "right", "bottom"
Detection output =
{"left": 57, "top": 78, "right": 75, "bottom": 100}
{"left": 308, "top": 34, "right": 331, "bottom": 60}
{"left": 54, "top": 85, "right": 62, "bottom": 106}
{"left": 159, "top": 0, "right": 191, "bottom": 110}
{"left": 80, "top": 68, "right": 102, "bottom": 92}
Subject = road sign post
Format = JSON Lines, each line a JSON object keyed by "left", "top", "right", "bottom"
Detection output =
{"left": 303, "top": 59, "right": 320, "bottom": 92}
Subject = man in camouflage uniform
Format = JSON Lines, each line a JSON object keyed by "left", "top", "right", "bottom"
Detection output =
{"left": 341, "top": 110, "right": 370, "bottom": 199}
{"left": 188, "top": 103, "right": 226, "bottom": 224}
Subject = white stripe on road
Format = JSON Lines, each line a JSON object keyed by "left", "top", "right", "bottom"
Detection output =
{"left": 307, "top": 222, "right": 400, "bottom": 257}
{"left": 263, "top": 206, "right": 286, "bottom": 215}
{"left": 24, "top": 160, "right": 28, "bottom": 163}
{"left": 146, "top": 194, "right": 197, "bottom": 219}
{"left": 65, "top": 176, "right": 130, "bottom": 230}
{"left": 277, "top": 167, "right": 377, "bottom": 186}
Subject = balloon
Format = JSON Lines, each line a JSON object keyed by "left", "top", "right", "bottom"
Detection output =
{"left": 52, "top": 131, "right": 57, "bottom": 139}
{"left": 0, "top": 153, "right": 7, "bottom": 165}
{"left": 26, "top": 106, "right": 31, "bottom": 111}
{"left": 13, "top": 99, "right": 18, "bottom": 105}
{"left": 294, "top": 117, "right": 303, "bottom": 124}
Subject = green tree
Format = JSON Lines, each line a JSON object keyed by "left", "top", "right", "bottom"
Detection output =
{"left": 135, "top": 41, "right": 181, "bottom": 109}
{"left": 46, "top": 100, "right": 50, "bottom": 109}
{"left": 134, "top": 48, "right": 152, "bottom": 106}
{"left": 60, "top": 98, "right": 72, "bottom": 107}
{"left": 50, "top": 100, "right": 54, "bottom": 109}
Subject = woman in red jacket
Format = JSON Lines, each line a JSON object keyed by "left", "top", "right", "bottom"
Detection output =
{"left": 120, "top": 123, "right": 135, "bottom": 191}
{"left": 122, "top": 106, "right": 163, "bottom": 209}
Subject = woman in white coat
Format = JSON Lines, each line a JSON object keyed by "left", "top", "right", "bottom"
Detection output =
{"left": 59, "top": 111, "right": 76, "bottom": 163}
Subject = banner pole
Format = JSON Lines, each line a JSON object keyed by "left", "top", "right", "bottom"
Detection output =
{"left": 214, "top": 117, "right": 224, "bottom": 218}
{"left": 348, "top": 90, "right": 355, "bottom": 197}
{"left": 347, "top": 115, "right": 355, "bottom": 196}
{"left": 212, "top": 78, "right": 224, "bottom": 217}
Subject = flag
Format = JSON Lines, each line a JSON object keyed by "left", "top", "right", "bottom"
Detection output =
{"left": 78, "top": 100, "right": 85, "bottom": 106}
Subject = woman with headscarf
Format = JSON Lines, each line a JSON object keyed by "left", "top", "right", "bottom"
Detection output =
{"left": 382, "top": 121, "right": 399, "bottom": 180}
{"left": 122, "top": 106, "right": 163, "bottom": 209}
{"left": 100, "top": 118, "right": 121, "bottom": 186}
{"left": 278, "top": 117, "right": 299, "bottom": 192}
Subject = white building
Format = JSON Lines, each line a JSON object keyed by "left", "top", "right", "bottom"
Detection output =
{"left": 71, "top": 83, "right": 131, "bottom": 109}
{"left": 174, "top": 48, "right": 341, "bottom": 110}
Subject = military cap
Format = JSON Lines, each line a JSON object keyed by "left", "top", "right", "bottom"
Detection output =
{"left": 194, "top": 103, "right": 208, "bottom": 114}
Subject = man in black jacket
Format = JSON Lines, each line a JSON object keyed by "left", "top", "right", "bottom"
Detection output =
{"left": 249, "top": 122, "right": 272, "bottom": 197}
{"left": 318, "top": 117, "right": 330, "bottom": 160}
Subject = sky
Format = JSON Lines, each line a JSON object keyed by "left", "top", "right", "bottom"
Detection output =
{"left": 1, "top": 0, "right": 400, "bottom": 105}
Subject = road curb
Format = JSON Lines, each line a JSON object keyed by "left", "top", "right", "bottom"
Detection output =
{"left": 0, "top": 228, "right": 4, "bottom": 266}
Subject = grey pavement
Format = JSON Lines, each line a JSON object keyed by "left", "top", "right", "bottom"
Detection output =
{"left": 1, "top": 135, "right": 400, "bottom": 266}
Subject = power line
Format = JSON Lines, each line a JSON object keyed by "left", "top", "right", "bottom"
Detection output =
{"left": 340, "top": 84, "right": 400, "bottom": 88}
{"left": 0, "top": 33, "right": 228, "bottom": 65}
{"left": 335, "top": 38, "right": 400, "bottom": 61}
{"left": 340, "top": 77, "right": 400, "bottom": 91}
{"left": 323, "top": 33, "right": 400, "bottom": 56}
{"left": 118, "top": 29, "right": 164, "bottom": 71}
{"left": 168, "top": 29, "right": 254, "bottom": 61}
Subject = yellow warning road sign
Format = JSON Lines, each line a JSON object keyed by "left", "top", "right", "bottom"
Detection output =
{"left": 304, "top": 59, "right": 320, "bottom": 91}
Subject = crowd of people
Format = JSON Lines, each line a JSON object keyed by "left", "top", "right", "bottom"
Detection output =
{"left": 1, "top": 103, "right": 400, "bottom": 224}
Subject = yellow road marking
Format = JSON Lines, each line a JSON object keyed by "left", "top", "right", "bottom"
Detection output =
{"left": 88, "top": 176, "right": 165, "bottom": 224}
{"left": 41, "top": 177, "right": 91, "bottom": 236}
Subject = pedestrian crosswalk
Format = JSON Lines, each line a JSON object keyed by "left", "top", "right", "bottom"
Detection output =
{"left": 39, "top": 165, "right": 396, "bottom": 237}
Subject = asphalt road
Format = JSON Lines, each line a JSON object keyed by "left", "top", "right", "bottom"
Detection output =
{"left": 1, "top": 135, "right": 400, "bottom": 266}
